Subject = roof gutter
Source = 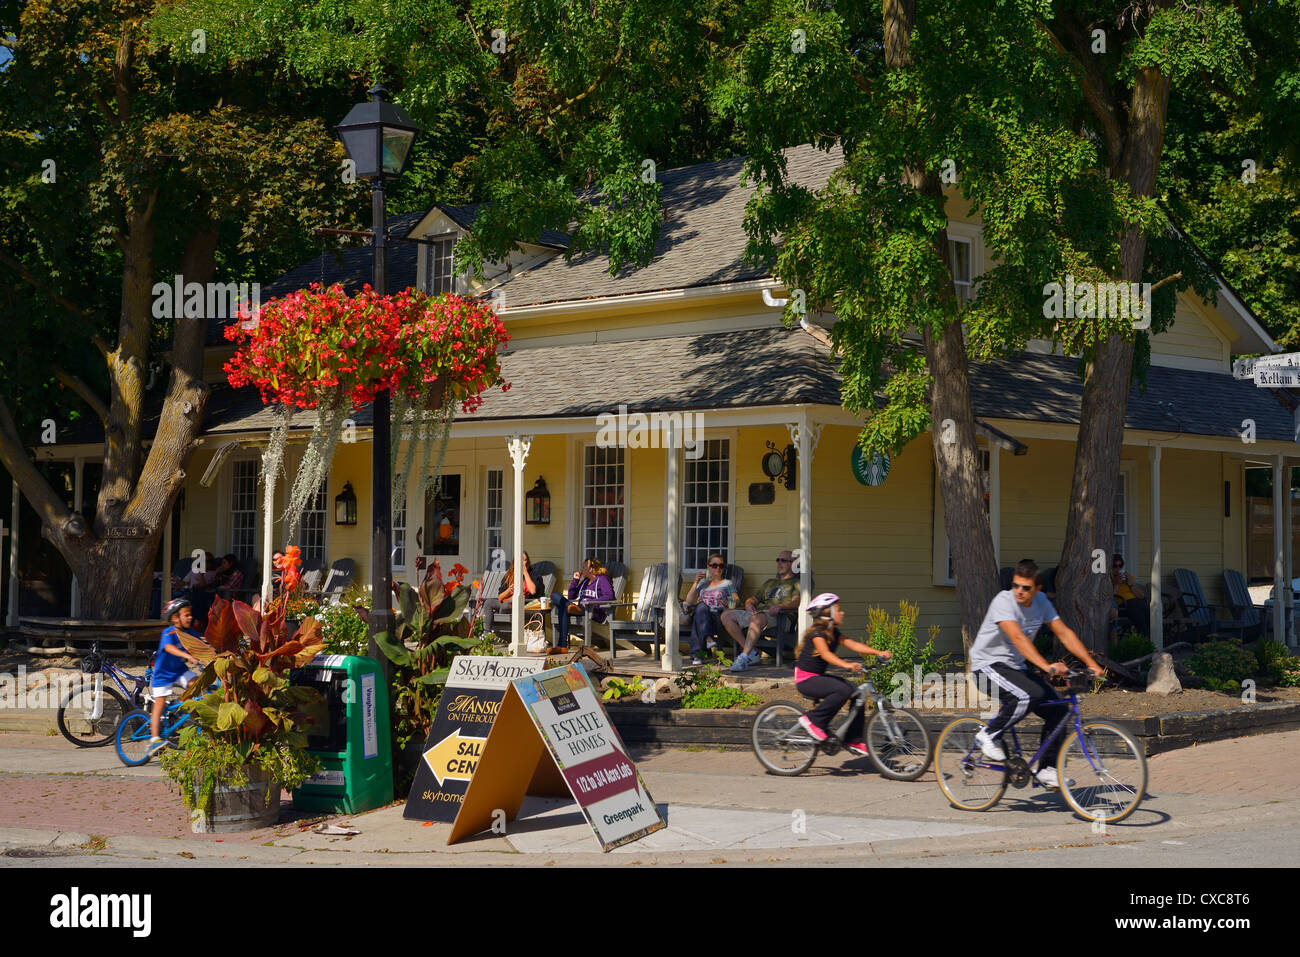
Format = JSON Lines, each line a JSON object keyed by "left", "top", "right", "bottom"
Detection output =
{"left": 497, "top": 278, "right": 783, "bottom": 319}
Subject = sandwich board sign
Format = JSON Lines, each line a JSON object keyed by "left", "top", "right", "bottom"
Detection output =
{"left": 447, "top": 663, "right": 666, "bottom": 852}
{"left": 404, "top": 655, "right": 549, "bottom": 822}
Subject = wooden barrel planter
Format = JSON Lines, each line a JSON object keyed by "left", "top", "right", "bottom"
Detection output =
{"left": 189, "top": 765, "right": 281, "bottom": 833}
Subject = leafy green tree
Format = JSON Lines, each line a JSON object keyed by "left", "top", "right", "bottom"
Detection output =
{"left": 0, "top": 1, "right": 357, "bottom": 618}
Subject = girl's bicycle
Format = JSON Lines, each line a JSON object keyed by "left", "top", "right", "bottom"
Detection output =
{"left": 934, "top": 668, "right": 1147, "bottom": 822}
{"left": 115, "top": 697, "right": 194, "bottom": 767}
{"left": 57, "top": 642, "right": 152, "bottom": 747}
{"left": 751, "top": 667, "right": 933, "bottom": 779}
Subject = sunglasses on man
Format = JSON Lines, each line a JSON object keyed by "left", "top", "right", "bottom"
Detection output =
{"left": 776, "top": 557, "right": 792, "bottom": 564}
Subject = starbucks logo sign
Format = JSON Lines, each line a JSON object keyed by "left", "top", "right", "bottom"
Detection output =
{"left": 851, "top": 446, "right": 890, "bottom": 487}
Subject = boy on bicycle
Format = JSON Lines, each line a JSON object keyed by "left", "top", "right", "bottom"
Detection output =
{"left": 150, "top": 598, "right": 203, "bottom": 754}
{"left": 971, "top": 560, "right": 1104, "bottom": 788}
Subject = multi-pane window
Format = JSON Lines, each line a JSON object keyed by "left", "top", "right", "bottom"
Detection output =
{"left": 298, "top": 480, "right": 327, "bottom": 564}
{"left": 1113, "top": 472, "right": 1128, "bottom": 565}
{"left": 583, "top": 446, "right": 625, "bottom": 565}
{"left": 230, "top": 460, "right": 258, "bottom": 559}
{"left": 948, "top": 237, "right": 973, "bottom": 303}
{"left": 425, "top": 237, "right": 455, "bottom": 295}
{"left": 484, "top": 469, "right": 504, "bottom": 562}
{"left": 683, "top": 439, "right": 730, "bottom": 571}
{"left": 393, "top": 476, "right": 407, "bottom": 570}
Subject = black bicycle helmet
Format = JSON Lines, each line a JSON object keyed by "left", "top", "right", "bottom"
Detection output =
{"left": 162, "top": 597, "right": 191, "bottom": 620}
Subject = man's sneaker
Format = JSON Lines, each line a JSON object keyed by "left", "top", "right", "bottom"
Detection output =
{"left": 798, "top": 715, "right": 828, "bottom": 742}
{"left": 974, "top": 728, "right": 1006, "bottom": 761}
{"left": 729, "top": 652, "right": 751, "bottom": 672}
{"left": 706, "top": 640, "right": 718, "bottom": 652}
{"left": 846, "top": 741, "right": 869, "bottom": 757}
{"left": 691, "top": 656, "right": 705, "bottom": 666}
{"left": 1034, "top": 767, "right": 1074, "bottom": 789}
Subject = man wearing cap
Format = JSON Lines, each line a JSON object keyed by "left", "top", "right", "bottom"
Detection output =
{"left": 723, "top": 549, "right": 801, "bottom": 671}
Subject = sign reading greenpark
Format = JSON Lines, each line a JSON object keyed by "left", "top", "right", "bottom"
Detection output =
{"left": 851, "top": 447, "right": 890, "bottom": 486}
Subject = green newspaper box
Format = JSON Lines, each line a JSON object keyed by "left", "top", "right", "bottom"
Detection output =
{"left": 291, "top": 654, "right": 393, "bottom": 814}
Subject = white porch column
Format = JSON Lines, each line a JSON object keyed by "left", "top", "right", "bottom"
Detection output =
{"left": 1273, "top": 454, "right": 1285, "bottom": 643}
{"left": 1285, "top": 459, "right": 1296, "bottom": 646}
{"left": 663, "top": 419, "right": 681, "bottom": 671}
{"left": 70, "top": 458, "right": 83, "bottom": 617}
{"left": 5, "top": 480, "right": 18, "bottom": 627}
{"left": 1149, "top": 446, "right": 1163, "bottom": 650}
{"left": 788, "top": 414, "right": 823, "bottom": 640}
{"left": 261, "top": 456, "right": 276, "bottom": 605}
{"left": 507, "top": 434, "right": 532, "bottom": 655}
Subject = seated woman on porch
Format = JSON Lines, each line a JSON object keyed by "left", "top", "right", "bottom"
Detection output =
{"left": 551, "top": 557, "right": 615, "bottom": 652}
{"left": 682, "top": 552, "right": 738, "bottom": 666}
{"left": 482, "top": 551, "right": 539, "bottom": 622}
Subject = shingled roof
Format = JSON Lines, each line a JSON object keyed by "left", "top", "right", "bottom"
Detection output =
{"left": 492, "top": 145, "right": 844, "bottom": 309}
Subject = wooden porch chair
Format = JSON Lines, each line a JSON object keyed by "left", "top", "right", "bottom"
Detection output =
{"left": 313, "top": 558, "right": 357, "bottom": 606}
{"left": 487, "top": 560, "right": 556, "bottom": 632}
{"left": 1222, "top": 569, "right": 1264, "bottom": 640}
{"left": 473, "top": 567, "right": 506, "bottom": 621}
{"left": 594, "top": 563, "right": 670, "bottom": 660}
{"left": 1173, "top": 568, "right": 1251, "bottom": 642}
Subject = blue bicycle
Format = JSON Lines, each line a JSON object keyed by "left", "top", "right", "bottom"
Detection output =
{"left": 934, "top": 668, "right": 1147, "bottom": 823}
{"left": 115, "top": 696, "right": 195, "bottom": 767}
{"left": 57, "top": 642, "right": 152, "bottom": 747}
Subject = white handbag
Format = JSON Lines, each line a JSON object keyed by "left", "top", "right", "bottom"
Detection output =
{"left": 524, "top": 613, "right": 547, "bottom": 653}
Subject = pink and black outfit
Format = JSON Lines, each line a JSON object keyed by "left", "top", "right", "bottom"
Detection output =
{"left": 794, "top": 625, "right": 863, "bottom": 741}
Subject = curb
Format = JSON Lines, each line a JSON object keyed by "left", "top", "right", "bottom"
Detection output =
{"left": 605, "top": 700, "right": 1300, "bottom": 754}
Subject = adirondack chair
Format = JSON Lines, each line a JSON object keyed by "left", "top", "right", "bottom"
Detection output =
{"left": 474, "top": 567, "right": 506, "bottom": 621}
{"left": 673, "top": 563, "right": 745, "bottom": 650}
{"left": 1173, "top": 568, "right": 1251, "bottom": 642}
{"left": 594, "top": 563, "right": 670, "bottom": 660}
{"left": 299, "top": 558, "right": 326, "bottom": 595}
{"left": 1221, "top": 569, "right": 1264, "bottom": 640}
{"left": 487, "top": 560, "right": 556, "bottom": 632}
{"left": 313, "top": 558, "right": 357, "bottom": 605}
{"left": 567, "top": 561, "right": 629, "bottom": 653}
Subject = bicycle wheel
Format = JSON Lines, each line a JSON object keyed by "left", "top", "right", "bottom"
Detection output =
{"left": 57, "top": 684, "right": 129, "bottom": 747}
{"left": 934, "top": 718, "right": 1007, "bottom": 811}
{"left": 865, "top": 705, "right": 933, "bottom": 781}
{"left": 751, "top": 701, "right": 818, "bottom": 775}
{"left": 1058, "top": 722, "right": 1147, "bottom": 823}
{"left": 115, "top": 710, "right": 155, "bottom": 766}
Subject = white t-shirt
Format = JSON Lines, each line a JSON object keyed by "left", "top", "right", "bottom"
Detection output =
{"left": 970, "top": 590, "right": 1059, "bottom": 672}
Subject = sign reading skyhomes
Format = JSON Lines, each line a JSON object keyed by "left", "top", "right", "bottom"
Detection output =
{"left": 851, "top": 446, "right": 890, "bottom": 487}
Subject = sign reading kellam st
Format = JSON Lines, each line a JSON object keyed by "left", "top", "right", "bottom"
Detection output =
{"left": 1234, "top": 352, "right": 1300, "bottom": 387}
{"left": 403, "top": 655, "right": 547, "bottom": 823}
{"left": 448, "top": 664, "right": 666, "bottom": 852}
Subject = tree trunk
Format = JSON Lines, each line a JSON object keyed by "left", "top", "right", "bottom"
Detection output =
{"left": 1057, "top": 65, "right": 1170, "bottom": 654}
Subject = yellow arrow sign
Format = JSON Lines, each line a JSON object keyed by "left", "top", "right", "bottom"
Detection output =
{"left": 423, "top": 728, "right": 486, "bottom": 787}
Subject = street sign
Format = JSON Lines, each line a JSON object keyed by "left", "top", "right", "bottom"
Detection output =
{"left": 403, "top": 655, "right": 547, "bottom": 823}
{"left": 1255, "top": 366, "right": 1300, "bottom": 388}
{"left": 448, "top": 663, "right": 666, "bottom": 852}
{"left": 1235, "top": 352, "right": 1300, "bottom": 381}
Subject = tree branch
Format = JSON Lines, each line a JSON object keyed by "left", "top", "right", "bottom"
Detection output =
{"left": 1149, "top": 271, "right": 1182, "bottom": 294}
{"left": 0, "top": 397, "right": 79, "bottom": 539}
{"left": 0, "top": 249, "right": 96, "bottom": 321}
{"left": 53, "top": 368, "right": 110, "bottom": 427}
{"left": 1037, "top": 13, "right": 1124, "bottom": 172}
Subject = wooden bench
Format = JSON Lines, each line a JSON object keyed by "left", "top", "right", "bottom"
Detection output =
{"left": 19, "top": 617, "right": 160, "bottom": 658}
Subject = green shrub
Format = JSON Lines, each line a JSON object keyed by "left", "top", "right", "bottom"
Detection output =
{"left": 1187, "top": 641, "right": 1259, "bottom": 685}
{"left": 602, "top": 677, "right": 646, "bottom": 700}
{"left": 315, "top": 603, "right": 370, "bottom": 657}
{"left": 1203, "top": 677, "right": 1242, "bottom": 694}
{"left": 1255, "top": 638, "right": 1289, "bottom": 674}
{"left": 674, "top": 652, "right": 760, "bottom": 709}
{"left": 867, "top": 601, "right": 953, "bottom": 692}
{"left": 1110, "top": 632, "right": 1155, "bottom": 664}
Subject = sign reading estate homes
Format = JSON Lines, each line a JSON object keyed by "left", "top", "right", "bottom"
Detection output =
{"left": 403, "top": 655, "right": 547, "bottom": 823}
{"left": 448, "top": 664, "right": 666, "bottom": 852}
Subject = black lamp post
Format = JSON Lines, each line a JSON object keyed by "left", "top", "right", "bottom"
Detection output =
{"left": 337, "top": 84, "right": 418, "bottom": 664}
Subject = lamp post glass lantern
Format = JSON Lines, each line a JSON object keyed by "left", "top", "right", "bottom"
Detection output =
{"left": 336, "top": 84, "right": 419, "bottom": 664}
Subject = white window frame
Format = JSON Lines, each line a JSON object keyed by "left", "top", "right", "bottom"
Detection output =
{"left": 224, "top": 455, "right": 261, "bottom": 561}
{"left": 934, "top": 444, "right": 993, "bottom": 586}
{"left": 297, "top": 478, "right": 329, "bottom": 565}
{"left": 393, "top": 474, "right": 408, "bottom": 573}
{"left": 423, "top": 232, "right": 457, "bottom": 295}
{"left": 678, "top": 433, "right": 736, "bottom": 574}
{"left": 577, "top": 442, "right": 627, "bottom": 568}
{"left": 1115, "top": 462, "right": 1138, "bottom": 570}
{"left": 484, "top": 466, "right": 504, "bottom": 570}
{"left": 945, "top": 223, "right": 983, "bottom": 305}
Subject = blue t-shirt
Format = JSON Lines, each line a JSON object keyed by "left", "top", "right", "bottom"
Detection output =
{"left": 970, "top": 590, "right": 1059, "bottom": 672}
{"left": 154, "top": 625, "right": 197, "bottom": 685}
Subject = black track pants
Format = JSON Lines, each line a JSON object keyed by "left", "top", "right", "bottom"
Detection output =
{"left": 978, "top": 663, "right": 1070, "bottom": 766}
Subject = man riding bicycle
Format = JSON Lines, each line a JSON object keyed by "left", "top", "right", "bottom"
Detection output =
{"left": 971, "top": 559, "right": 1104, "bottom": 788}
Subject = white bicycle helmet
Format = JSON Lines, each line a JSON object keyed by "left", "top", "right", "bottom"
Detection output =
{"left": 808, "top": 592, "right": 840, "bottom": 614}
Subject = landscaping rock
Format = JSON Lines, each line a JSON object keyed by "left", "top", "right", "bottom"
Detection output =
{"left": 1146, "top": 652, "right": 1182, "bottom": 695}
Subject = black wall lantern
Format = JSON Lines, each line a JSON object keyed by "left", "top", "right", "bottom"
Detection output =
{"left": 526, "top": 477, "right": 551, "bottom": 525}
{"left": 760, "top": 441, "right": 798, "bottom": 491}
{"left": 335, "top": 482, "right": 358, "bottom": 525}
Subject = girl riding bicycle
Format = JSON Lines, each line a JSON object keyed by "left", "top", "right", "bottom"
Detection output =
{"left": 795, "top": 594, "right": 893, "bottom": 756}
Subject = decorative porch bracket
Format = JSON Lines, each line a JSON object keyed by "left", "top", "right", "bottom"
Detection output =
{"left": 507, "top": 434, "right": 533, "bottom": 655}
